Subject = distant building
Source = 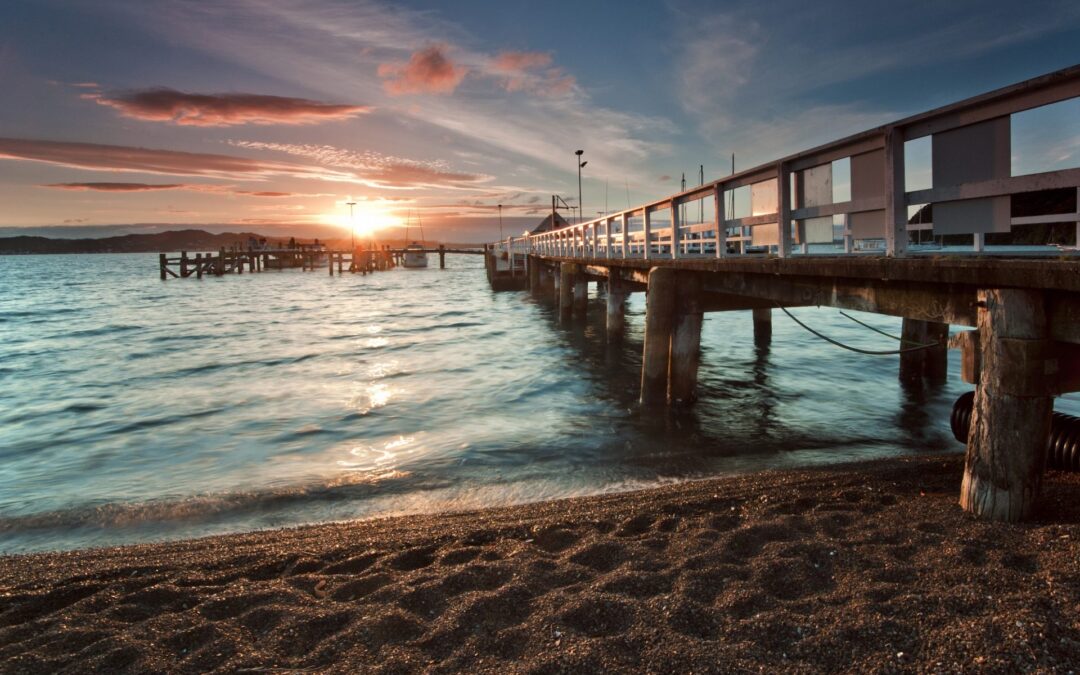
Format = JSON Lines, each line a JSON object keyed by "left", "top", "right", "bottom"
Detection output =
{"left": 529, "top": 212, "right": 570, "bottom": 235}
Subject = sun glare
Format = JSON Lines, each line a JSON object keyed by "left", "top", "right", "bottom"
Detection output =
{"left": 325, "top": 203, "right": 401, "bottom": 237}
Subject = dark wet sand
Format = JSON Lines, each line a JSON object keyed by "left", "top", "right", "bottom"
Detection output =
{"left": 2, "top": 454, "right": 1079, "bottom": 674}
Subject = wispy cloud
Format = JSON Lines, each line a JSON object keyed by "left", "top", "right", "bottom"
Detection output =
{"left": 83, "top": 88, "right": 370, "bottom": 126}
{"left": 0, "top": 137, "right": 351, "bottom": 181}
{"left": 377, "top": 45, "right": 468, "bottom": 95}
{"left": 38, "top": 182, "right": 327, "bottom": 197}
{"left": 489, "top": 50, "right": 575, "bottom": 97}
{"left": 228, "top": 140, "right": 491, "bottom": 189}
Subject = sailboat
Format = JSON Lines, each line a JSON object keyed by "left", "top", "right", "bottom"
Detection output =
{"left": 402, "top": 211, "right": 429, "bottom": 268}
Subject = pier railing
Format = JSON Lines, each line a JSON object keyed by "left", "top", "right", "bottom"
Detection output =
{"left": 518, "top": 65, "right": 1080, "bottom": 260}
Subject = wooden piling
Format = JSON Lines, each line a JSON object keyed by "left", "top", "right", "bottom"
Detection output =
{"left": 528, "top": 255, "right": 540, "bottom": 292}
{"left": 195, "top": 253, "right": 203, "bottom": 279}
{"left": 899, "top": 318, "right": 949, "bottom": 384}
{"left": 217, "top": 248, "right": 225, "bottom": 276}
{"left": 159, "top": 253, "right": 167, "bottom": 280}
{"left": 960, "top": 288, "right": 1053, "bottom": 522}
{"left": 669, "top": 272, "right": 703, "bottom": 405}
{"left": 439, "top": 244, "right": 446, "bottom": 269}
{"left": 180, "top": 251, "right": 188, "bottom": 277}
{"left": 573, "top": 271, "right": 588, "bottom": 314}
{"left": 606, "top": 272, "right": 629, "bottom": 341}
{"left": 559, "top": 263, "right": 575, "bottom": 321}
{"left": 640, "top": 267, "right": 676, "bottom": 406}
{"left": 752, "top": 308, "right": 772, "bottom": 346}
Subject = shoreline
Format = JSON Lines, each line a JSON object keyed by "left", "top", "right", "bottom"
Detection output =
{"left": 2, "top": 454, "right": 1079, "bottom": 672}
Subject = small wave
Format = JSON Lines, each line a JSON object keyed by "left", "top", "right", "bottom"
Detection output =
{"left": 0, "top": 471, "right": 414, "bottom": 533}
{"left": 65, "top": 324, "right": 143, "bottom": 339}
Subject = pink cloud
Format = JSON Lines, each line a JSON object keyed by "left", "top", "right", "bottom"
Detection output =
{"left": 492, "top": 51, "right": 552, "bottom": 73}
{"left": 378, "top": 46, "right": 468, "bottom": 95}
{"left": 39, "top": 182, "right": 310, "bottom": 198}
{"left": 84, "top": 88, "right": 370, "bottom": 126}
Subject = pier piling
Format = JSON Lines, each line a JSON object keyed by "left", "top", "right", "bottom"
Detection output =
{"left": 559, "top": 263, "right": 575, "bottom": 321}
{"left": 606, "top": 273, "right": 629, "bottom": 341}
{"left": 752, "top": 308, "right": 772, "bottom": 347}
{"left": 900, "top": 319, "right": 949, "bottom": 384}
{"left": 641, "top": 267, "right": 676, "bottom": 406}
{"left": 573, "top": 272, "right": 588, "bottom": 314}
{"left": 439, "top": 244, "right": 446, "bottom": 269}
{"left": 960, "top": 289, "right": 1053, "bottom": 521}
{"left": 670, "top": 272, "right": 703, "bottom": 405}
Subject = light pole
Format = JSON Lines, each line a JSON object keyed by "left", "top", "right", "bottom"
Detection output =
{"left": 346, "top": 201, "right": 357, "bottom": 250}
{"left": 575, "top": 150, "right": 586, "bottom": 224}
{"left": 498, "top": 204, "right": 504, "bottom": 241}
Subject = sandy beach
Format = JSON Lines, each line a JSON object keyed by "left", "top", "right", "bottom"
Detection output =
{"left": 1, "top": 454, "right": 1079, "bottom": 673}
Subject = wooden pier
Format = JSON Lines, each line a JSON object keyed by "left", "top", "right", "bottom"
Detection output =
{"left": 487, "top": 66, "right": 1080, "bottom": 523}
{"left": 158, "top": 244, "right": 483, "bottom": 279}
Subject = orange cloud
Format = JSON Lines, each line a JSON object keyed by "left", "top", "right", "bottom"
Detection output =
{"left": 488, "top": 51, "right": 575, "bottom": 97}
{"left": 38, "top": 182, "right": 329, "bottom": 198}
{"left": 378, "top": 46, "right": 468, "bottom": 95}
{"left": 84, "top": 88, "right": 370, "bottom": 126}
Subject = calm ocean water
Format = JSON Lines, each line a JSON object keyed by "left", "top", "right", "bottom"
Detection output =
{"left": 2, "top": 253, "right": 1074, "bottom": 554}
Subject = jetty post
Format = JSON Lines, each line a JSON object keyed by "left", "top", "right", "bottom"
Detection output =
{"left": 899, "top": 319, "right": 949, "bottom": 384}
{"left": 669, "top": 272, "right": 703, "bottom": 405}
{"left": 605, "top": 272, "right": 629, "bottom": 340}
{"left": 439, "top": 244, "right": 446, "bottom": 269}
{"left": 573, "top": 269, "right": 588, "bottom": 314}
{"left": 752, "top": 308, "right": 772, "bottom": 346}
{"left": 159, "top": 253, "right": 167, "bottom": 280}
{"left": 559, "top": 263, "right": 575, "bottom": 321}
{"left": 960, "top": 289, "right": 1054, "bottom": 521}
{"left": 640, "top": 267, "right": 676, "bottom": 406}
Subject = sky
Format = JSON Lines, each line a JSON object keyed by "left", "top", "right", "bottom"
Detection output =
{"left": 0, "top": 0, "right": 1078, "bottom": 242}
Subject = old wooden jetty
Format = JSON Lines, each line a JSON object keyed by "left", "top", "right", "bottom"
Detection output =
{"left": 486, "top": 65, "right": 1080, "bottom": 523}
{"left": 158, "top": 244, "right": 481, "bottom": 279}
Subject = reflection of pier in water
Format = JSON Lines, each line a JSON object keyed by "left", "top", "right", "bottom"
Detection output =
{"left": 488, "top": 66, "right": 1080, "bottom": 524}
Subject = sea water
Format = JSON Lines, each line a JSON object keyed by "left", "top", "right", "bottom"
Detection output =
{"left": 2, "top": 253, "right": 1072, "bottom": 553}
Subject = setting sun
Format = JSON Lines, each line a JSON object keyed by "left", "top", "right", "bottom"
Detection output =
{"left": 324, "top": 201, "right": 402, "bottom": 237}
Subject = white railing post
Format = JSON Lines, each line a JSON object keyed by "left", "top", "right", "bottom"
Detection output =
{"left": 777, "top": 161, "right": 792, "bottom": 258}
{"left": 643, "top": 209, "right": 652, "bottom": 260}
{"left": 670, "top": 199, "right": 681, "bottom": 259}
{"left": 884, "top": 127, "right": 908, "bottom": 257}
{"left": 714, "top": 184, "right": 726, "bottom": 258}
{"left": 605, "top": 218, "right": 612, "bottom": 258}
{"left": 592, "top": 222, "right": 599, "bottom": 258}
{"left": 620, "top": 213, "right": 628, "bottom": 259}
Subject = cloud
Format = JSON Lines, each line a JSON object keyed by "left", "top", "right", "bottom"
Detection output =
{"left": 38, "top": 181, "right": 332, "bottom": 198}
{"left": 0, "top": 137, "right": 353, "bottom": 181}
{"left": 84, "top": 88, "right": 370, "bottom": 126}
{"left": 489, "top": 51, "right": 575, "bottom": 97}
{"left": 377, "top": 45, "right": 467, "bottom": 95}
{"left": 492, "top": 51, "right": 552, "bottom": 73}
{"left": 42, "top": 182, "right": 187, "bottom": 192}
{"left": 228, "top": 140, "right": 491, "bottom": 189}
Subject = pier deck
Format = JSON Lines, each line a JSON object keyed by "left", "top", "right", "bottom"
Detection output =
{"left": 487, "top": 66, "right": 1080, "bottom": 523}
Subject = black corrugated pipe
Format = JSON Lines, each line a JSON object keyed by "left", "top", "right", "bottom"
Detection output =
{"left": 951, "top": 391, "right": 1080, "bottom": 471}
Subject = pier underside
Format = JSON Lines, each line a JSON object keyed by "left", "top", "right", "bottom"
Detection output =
{"left": 529, "top": 254, "right": 1080, "bottom": 522}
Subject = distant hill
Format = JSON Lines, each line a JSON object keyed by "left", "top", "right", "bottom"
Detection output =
{"left": 0, "top": 229, "right": 296, "bottom": 254}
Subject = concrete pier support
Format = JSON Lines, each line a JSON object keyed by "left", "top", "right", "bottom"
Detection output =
{"left": 606, "top": 273, "right": 630, "bottom": 341}
{"left": 553, "top": 266, "right": 561, "bottom": 304}
{"left": 960, "top": 289, "right": 1053, "bottom": 522}
{"left": 752, "top": 308, "right": 772, "bottom": 347}
{"left": 669, "top": 272, "right": 703, "bottom": 405}
{"left": 573, "top": 274, "right": 588, "bottom": 314}
{"left": 640, "top": 267, "right": 677, "bottom": 406}
{"left": 899, "top": 318, "right": 949, "bottom": 384}
{"left": 559, "top": 263, "right": 575, "bottom": 321}
{"left": 528, "top": 255, "right": 540, "bottom": 293}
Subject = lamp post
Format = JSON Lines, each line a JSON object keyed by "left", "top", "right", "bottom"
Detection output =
{"left": 498, "top": 204, "right": 504, "bottom": 241}
{"left": 575, "top": 150, "right": 586, "bottom": 224}
{"left": 346, "top": 201, "right": 357, "bottom": 251}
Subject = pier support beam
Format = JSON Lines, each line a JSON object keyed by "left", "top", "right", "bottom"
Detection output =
{"left": 439, "top": 244, "right": 446, "bottom": 269}
{"left": 670, "top": 272, "right": 703, "bottom": 406}
{"left": 573, "top": 273, "right": 588, "bottom": 314}
{"left": 606, "top": 273, "right": 629, "bottom": 341}
{"left": 559, "top": 263, "right": 575, "bottom": 321}
{"left": 640, "top": 267, "right": 676, "bottom": 406}
{"left": 960, "top": 289, "right": 1053, "bottom": 522}
{"left": 899, "top": 319, "right": 949, "bottom": 384}
{"left": 529, "top": 255, "right": 540, "bottom": 293}
{"left": 752, "top": 308, "right": 772, "bottom": 347}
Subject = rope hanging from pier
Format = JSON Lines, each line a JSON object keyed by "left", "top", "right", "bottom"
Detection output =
{"left": 838, "top": 310, "right": 928, "bottom": 347}
{"left": 775, "top": 305, "right": 939, "bottom": 356}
